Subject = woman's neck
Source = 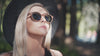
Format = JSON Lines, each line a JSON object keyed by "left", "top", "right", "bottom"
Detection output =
{"left": 26, "top": 35, "right": 45, "bottom": 56}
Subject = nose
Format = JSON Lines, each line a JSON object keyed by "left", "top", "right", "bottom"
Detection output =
{"left": 41, "top": 16, "right": 46, "bottom": 23}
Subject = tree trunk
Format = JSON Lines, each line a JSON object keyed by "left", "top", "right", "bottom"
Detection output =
{"left": 57, "top": 0, "right": 67, "bottom": 36}
{"left": 69, "top": 0, "right": 77, "bottom": 39}
{"left": 52, "top": 0, "right": 67, "bottom": 45}
{"left": 96, "top": 0, "right": 100, "bottom": 44}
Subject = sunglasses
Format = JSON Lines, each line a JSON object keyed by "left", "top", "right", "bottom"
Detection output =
{"left": 28, "top": 12, "right": 53, "bottom": 23}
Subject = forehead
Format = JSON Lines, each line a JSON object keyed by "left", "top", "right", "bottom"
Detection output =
{"left": 29, "top": 6, "right": 48, "bottom": 14}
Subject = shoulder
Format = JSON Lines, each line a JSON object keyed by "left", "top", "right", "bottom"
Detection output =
{"left": 0, "top": 51, "right": 12, "bottom": 56}
{"left": 50, "top": 49, "right": 63, "bottom": 56}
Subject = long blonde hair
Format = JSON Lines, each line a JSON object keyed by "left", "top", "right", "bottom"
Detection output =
{"left": 13, "top": 3, "right": 52, "bottom": 56}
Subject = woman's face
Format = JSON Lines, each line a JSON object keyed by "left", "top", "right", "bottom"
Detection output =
{"left": 26, "top": 6, "right": 50, "bottom": 37}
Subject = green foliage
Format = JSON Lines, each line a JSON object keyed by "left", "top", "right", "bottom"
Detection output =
{"left": 51, "top": 45, "right": 79, "bottom": 56}
{"left": 0, "top": 0, "right": 12, "bottom": 32}
{"left": 0, "top": 37, "right": 12, "bottom": 53}
{"left": 0, "top": 0, "right": 12, "bottom": 54}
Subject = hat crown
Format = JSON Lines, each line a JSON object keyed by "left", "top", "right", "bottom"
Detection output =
{"left": 3, "top": 0, "right": 59, "bottom": 46}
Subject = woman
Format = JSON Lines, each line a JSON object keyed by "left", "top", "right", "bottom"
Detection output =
{"left": 1, "top": 0, "right": 62, "bottom": 56}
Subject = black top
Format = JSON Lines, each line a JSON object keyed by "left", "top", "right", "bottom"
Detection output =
{"left": 45, "top": 48, "right": 52, "bottom": 56}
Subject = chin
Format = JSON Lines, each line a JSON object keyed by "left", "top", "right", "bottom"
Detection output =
{"left": 37, "top": 30, "right": 48, "bottom": 36}
{"left": 38, "top": 32, "right": 47, "bottom": 36}
{"left": 28, "top": 29, "right": 48, "bottom": 36}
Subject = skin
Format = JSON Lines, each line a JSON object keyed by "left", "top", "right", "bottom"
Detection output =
{"left": 26, "top": 6, "right": 50, "bottom": 56}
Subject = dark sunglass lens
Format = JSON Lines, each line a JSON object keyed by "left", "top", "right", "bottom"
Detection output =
{"left": 32, "top": 13, "right": 41, "bottom": 20}
{"left": 45, "top": 15, "right": 52, "bottom": 22}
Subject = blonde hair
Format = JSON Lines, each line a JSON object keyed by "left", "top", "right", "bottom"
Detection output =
{"left": 13, "top": 3, "right": 52, "bottom": 56}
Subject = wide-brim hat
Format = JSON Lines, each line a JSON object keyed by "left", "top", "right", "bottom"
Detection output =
{"left": 3, "top": 0, "right": 59, "bottom": 46}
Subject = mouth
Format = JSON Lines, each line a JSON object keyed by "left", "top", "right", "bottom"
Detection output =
{"left": 39, "top": 25, "right": 47, "bottom": 29}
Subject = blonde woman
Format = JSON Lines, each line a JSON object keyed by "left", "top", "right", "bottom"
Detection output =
{"left": 1, "top": 0, "right": 62, "bottom": 56}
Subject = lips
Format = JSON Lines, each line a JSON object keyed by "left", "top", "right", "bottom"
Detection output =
{"left": 39, "top": 25, "right": 47, "bottom": 29}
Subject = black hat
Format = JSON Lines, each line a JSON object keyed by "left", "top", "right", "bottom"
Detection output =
{"left": 3, "top": 0, "right": 59, "bottom": 46}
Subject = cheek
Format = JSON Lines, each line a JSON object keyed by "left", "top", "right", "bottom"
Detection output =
{"left": 26, "top": 19, "right": 37, "bottom": 34}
